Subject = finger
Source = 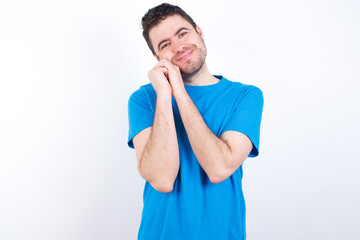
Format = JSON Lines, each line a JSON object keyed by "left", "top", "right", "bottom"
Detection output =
{"left": 159, "top": 60, "right": 180, "bottom": 73}
{"left": 158, "top": 59, "right": 172, "bottom": 64}
{"left": 154, "top": 61, "right": 170, "bottom": 71}
{"left": 151, "top": 63, "right": 167, "bottom": 72}
{"left": 158, "top": 59, "right": 176, "bottom": 68}
{"left": 158, "top": 67, "right": 168, "bottom": 75}
{"left": 152, "top": 67, "right": 169, "bottom": 79}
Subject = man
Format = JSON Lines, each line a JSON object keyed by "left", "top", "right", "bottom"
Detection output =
{"left": 127, "top": 3, "right": 263, "bottom": 239}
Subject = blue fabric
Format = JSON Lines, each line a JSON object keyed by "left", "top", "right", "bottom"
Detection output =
{"left": 127, "top": 76, "right": 264, "bottom": 240}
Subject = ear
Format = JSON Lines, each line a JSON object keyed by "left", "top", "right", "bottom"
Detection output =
{"left": 196, "top": 25, "right": 204, "bottom": 40}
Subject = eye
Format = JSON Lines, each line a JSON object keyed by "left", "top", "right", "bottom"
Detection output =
{"left": 179, "top": 32, "right": 187, "bottom": 38}
{"left": 161, "top": 42, "right": 170, "bottom": 49}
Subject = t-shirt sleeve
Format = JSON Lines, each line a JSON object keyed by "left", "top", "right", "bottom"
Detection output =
{"left": 222, "top": 85, "right": 264, "bottom": 157}
{"left": 127, "top": 89, "right": 154, "bottom": 149}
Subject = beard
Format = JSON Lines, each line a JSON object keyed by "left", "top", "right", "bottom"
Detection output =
{"left": 174, "top": 43, "right": 207, "bottom": 83}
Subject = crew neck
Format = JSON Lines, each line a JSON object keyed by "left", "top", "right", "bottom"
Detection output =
{"left": 184, "top": 75, "right": 228, "bottom": 91}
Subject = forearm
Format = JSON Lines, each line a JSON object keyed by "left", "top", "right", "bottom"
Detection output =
{"left": 175, "top": 93, "right": 232, "bottom": 183}
{"left": 139, "top": 94, "right": 179, "bottom": 192}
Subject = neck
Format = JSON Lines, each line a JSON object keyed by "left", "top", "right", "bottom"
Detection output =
{"left": 182, "top": 63, "right": 219, "bottom": 86}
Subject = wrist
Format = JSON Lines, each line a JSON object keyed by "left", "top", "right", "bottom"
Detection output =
{"left": 156, "top": 91, "right": 172, "bottom": 102}
{"left": 173, "top": 88, "right": 189, "bottom": 103}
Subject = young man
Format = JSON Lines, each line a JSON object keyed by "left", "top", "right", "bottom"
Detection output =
{"left": 127, "top": 3, "right": 264, "bottom": 239}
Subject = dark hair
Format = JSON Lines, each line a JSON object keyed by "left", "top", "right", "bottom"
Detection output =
{"left": 141, "top": 3, "right": 197, "bottom": 55}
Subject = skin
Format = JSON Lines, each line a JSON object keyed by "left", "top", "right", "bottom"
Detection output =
{"left": 133, "top": 15, "right": 253, "bottom": 193}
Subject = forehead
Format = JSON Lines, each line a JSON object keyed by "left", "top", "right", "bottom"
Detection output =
{"left": 149, "top": 15, "right": 194, "bottom": 47}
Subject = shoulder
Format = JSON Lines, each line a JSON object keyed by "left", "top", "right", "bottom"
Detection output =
{"left": 128, "top": 83, "right": 155, "bottom": 103}
{"left": 223, "top": 77, "right": 263, "bottom": 100}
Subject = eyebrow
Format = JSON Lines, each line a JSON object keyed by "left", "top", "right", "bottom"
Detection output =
{"left": 157, "top": 27, "right": 190, "bottom": 51}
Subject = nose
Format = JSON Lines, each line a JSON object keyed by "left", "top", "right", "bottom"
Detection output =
{"left": 171, "top": 39, "right": 186, "bottom": 53}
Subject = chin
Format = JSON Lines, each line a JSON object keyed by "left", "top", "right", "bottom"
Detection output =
{"left": 182, "top": 60, "right": 205, "bottom": 75}
{"left": 180, "top": 66, "right": 203, "bottom": 82}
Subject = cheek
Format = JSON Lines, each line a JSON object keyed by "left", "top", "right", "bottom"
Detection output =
{"left": 159, "top": 52, "right": 173, "bottom": 61}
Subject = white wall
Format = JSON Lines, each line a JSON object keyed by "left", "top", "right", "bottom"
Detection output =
{"left": 0, "top": 0, "right": 359, "bottom": 239}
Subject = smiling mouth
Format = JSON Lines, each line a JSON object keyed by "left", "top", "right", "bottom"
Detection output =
{"left": 176, "top": 49, "right": 194, "bottom": 62}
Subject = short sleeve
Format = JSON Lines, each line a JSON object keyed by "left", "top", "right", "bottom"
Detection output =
{"left": 127, "top": 88, "right": 155, "bottom": 149}
{"left": 222, "top": 86, "right": 264, "bottom": 157}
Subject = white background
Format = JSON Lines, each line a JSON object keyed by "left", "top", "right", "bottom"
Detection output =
{"left": 1, "top": 0, "right": 359, "bottom": 239}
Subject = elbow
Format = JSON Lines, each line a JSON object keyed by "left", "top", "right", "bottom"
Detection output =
{"left": 208, "top": 169, "right": 230, "bottom": 184}
{"left": 151, "top": 181, "right": 174, "bottom": 193}
{"left": 209, "top": 174, "right": 228, "bottom": 184}
{"left": 139, "top": 171, "right": 175, "bottom": 193}
{"left": 208, "top": 155, "right": 246, "bottom": 184}
{"left": 208, "top": 163, "right": 235, "bottom": 184}
{"left": 139, "top": 169, "right": 175, "bottom": 193}
{"left": 139, "top": 169, "right": 174, "bottom": 193}
{"left": 138, "top": 155, "right": 179, "bottom": 193}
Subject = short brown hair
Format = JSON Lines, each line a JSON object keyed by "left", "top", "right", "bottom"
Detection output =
{"left": 141, "top": 3, "right": 197, "bottom": 55}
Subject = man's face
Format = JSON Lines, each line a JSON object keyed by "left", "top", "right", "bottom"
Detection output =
{"left": 149, "top": 15, "right": 207, "bottom": 77}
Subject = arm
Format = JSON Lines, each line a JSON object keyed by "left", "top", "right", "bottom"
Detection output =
{"left": 162, "top": 60, "right": 252, "bottom": 184}
{"left": 175, "top": 93, "right": 252, "bottom": 184}
{"left": 132, "top": 61, "right": 180, "bottom": 193}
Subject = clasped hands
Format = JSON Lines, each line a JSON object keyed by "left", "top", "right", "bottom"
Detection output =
{"left": 148, "top": 59, "right": 186, "bottom": 99}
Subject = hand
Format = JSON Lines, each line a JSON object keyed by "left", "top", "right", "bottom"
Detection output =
{"left": 148, "top": 60, "right": 172, "bottom": 98}
{"left": 158, "top": 60, "right": 186, "bottom": 99}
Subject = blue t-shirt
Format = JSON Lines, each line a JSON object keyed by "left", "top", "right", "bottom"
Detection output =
{"left": 127, "top": 76, "right": 264, "bottom": 240}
